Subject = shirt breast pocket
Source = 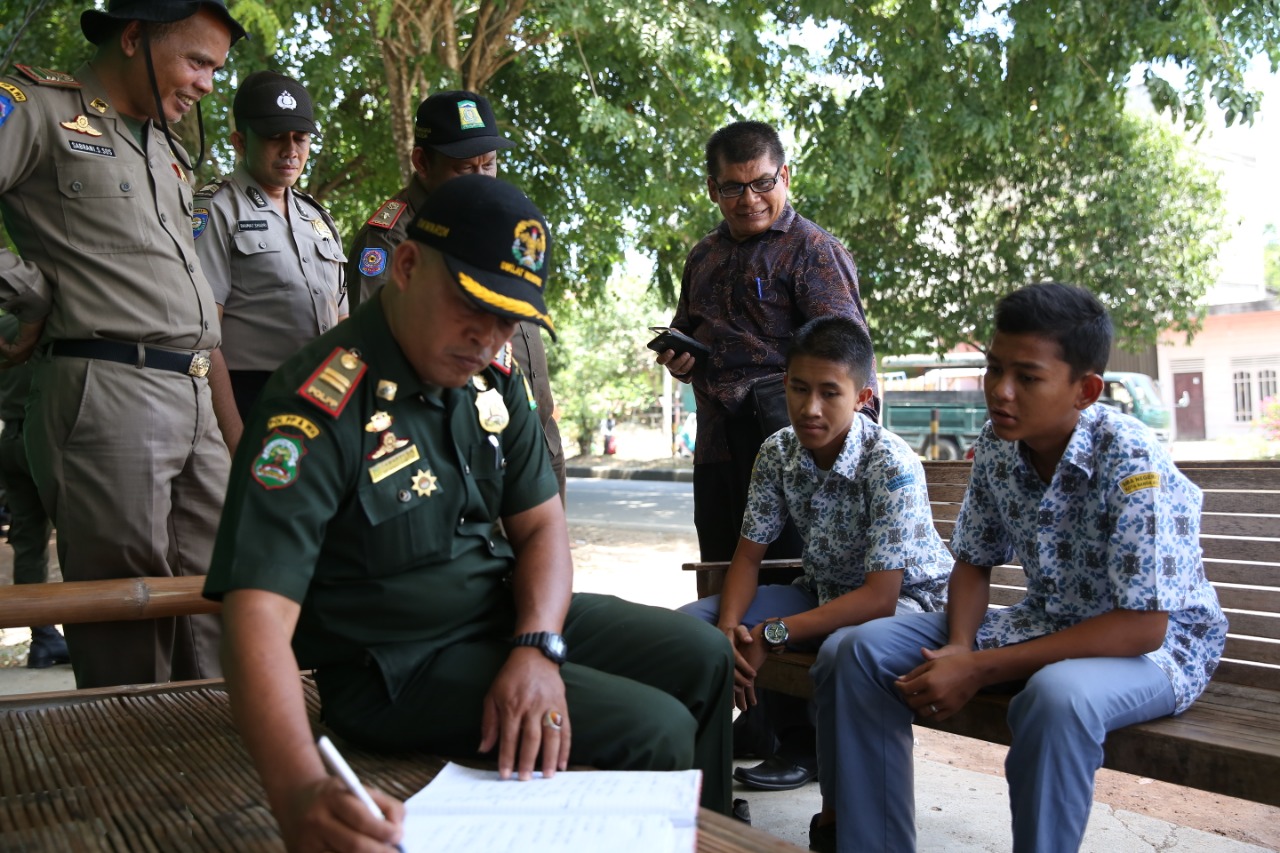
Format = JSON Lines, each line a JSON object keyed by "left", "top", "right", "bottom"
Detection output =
{"left": 231, "top": 231, "right": 289, "bottom": 291}
{"left": 357, "top": 478, "right": 449, "bottom": 576}
{"left": 314, "top": 236, "right": 347, "bottom": 265}
{"left": 56, "top": 164, "right": 152, "bottom": 254}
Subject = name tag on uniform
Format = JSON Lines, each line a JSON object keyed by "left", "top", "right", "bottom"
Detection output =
{"left": 68, "top": 139, "right": 115, "bottom": 157}
{"left": 238, "top": 220, "right": 268, "bottom": 231}
{"left": 368, "top": 444, "right": 420, "bottom": 483}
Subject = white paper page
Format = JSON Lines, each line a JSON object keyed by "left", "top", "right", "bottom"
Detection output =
{"left": 405, "top": 762, "right": 700, "bottom": 825}
{"left": 401, "top": 813, "right": 681, "bottom": 853}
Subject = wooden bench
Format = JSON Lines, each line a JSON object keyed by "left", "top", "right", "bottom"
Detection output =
{"left": 0, "top": 578, "right": 803, "bottom": 852}
{"left": 684, "top": 460, "right": 1280, "bottom": 808}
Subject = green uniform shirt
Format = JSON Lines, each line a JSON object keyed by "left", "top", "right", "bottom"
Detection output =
{"left": 205, "top": 297, "right": 558, "bottom": 701}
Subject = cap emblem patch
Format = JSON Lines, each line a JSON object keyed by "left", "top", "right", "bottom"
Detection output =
{"left": 457, "top": 99, "right": 485, "bottom": 130}
{"left": 277, "top": 90, "right": 297, "bottom": 110}
{"left": 512, "top": 219, "right": 546, "bottom": 273}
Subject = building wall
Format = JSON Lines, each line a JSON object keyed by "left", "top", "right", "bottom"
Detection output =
{"left": 1158, "top": 307, "right": 1280, "bottom": 439}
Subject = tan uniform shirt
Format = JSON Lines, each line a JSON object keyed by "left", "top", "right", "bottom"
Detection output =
{"left": 194, "top": 165, "right": 347, "bottom": 371}
{"left": 345, "top": 173, "right": 430, "bottom": 306}
{"left": 0, "top": 63, "right": 219, "bottom": 350}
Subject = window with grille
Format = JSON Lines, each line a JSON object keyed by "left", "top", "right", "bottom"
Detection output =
{"left": 1234, "top": 371, "right": 1254, "bottom": 422}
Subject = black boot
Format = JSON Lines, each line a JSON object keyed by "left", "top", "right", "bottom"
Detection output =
{"left": 27, "top": 625, "right": 71, "bottom": 669}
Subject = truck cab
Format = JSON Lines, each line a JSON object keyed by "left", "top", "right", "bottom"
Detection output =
{"left": 1099, "top": 371, "right": 1173, "bottom": 443}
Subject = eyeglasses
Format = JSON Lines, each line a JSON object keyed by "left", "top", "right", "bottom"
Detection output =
{"left": 712, "top": 165, "right": 783, "bottom": 198}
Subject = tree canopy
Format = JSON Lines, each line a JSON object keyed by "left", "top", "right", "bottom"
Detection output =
{"left": 3, "top": 0, "right": 1275, "bottom": 367}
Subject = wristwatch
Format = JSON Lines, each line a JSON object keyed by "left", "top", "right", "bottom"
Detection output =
{"left": 511, "top": 631, "right": 568, "bottom": 665}
{"left": 761, "top": 618, "right": 789, "bottom": 649}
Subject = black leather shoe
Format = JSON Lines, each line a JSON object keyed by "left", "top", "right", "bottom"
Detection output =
{"left": 731, "top": 798, "right": 751, "bottom": 825}
{"left": 733, "top": 755, "right": 818, "bottom": 791}
{"left": 808, "top": 814, "right": 836, "bottom": 853}
{"left": 27, "top": 625, "right": 71, "bottom": 669}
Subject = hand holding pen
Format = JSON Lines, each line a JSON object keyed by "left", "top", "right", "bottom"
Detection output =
{"left": 316, "top": 735, "right": 406, "bottom": 852}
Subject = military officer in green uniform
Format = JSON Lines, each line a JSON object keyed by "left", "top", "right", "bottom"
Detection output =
{"left": 0, "top": 0, "right": 245, "bottom": 689}
{"left": 194, "top": 70, "right": 347, "bottom": 454}
{"left": 347, "top": 90, "right": 566, "bottom": 500}
{"left": 206, "top": 176, "right": 732, "bottom": 851}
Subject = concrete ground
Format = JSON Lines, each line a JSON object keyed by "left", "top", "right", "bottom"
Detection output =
{"left": 3, "top": 431, "right": 1278, "bottom": 852}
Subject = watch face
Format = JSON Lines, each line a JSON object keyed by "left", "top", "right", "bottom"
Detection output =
{"left": 545, "top": 633, "right": 568, "bottom": 662}
{"left": 762, "top": 620, "right": 787, "bottom": 646}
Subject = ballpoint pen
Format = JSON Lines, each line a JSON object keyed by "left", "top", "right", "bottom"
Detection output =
{"left": 755, "top": 276, "right": 763, "bottom": 299}
{"left": 317, "top": 735, "right": 407, "bottom": 853}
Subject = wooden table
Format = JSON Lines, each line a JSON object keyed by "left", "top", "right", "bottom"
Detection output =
{"left": 0, "top": 679, "right": 801, "bottom": 852}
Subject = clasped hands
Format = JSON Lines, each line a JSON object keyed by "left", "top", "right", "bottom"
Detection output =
{"left": 895, "top": 643, "right": 983, "bottom": 721}
{"left": 720, "top": 622, "right": 780, "bottom": 712}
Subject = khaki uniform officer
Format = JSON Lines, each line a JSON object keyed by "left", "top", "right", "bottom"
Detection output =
{"left": 207, "top": 176, "right": 733, "bottom": 851}
{"left": 195, "top": 71, "right": 346, "bottom": 450}
{"left": 0, "top": 0, "right": 246, "bottom": 689}
{"left": 347, "top": 90, "right": 566, "bottom": 499}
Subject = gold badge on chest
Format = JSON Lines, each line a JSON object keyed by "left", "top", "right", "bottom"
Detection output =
{"left": 472, "top": 375, "right": 508, "bottom": 433}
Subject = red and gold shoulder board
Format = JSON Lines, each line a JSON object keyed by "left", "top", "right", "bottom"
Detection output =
{"left": 367, "top": 199, "right": 407, "bottom": 230}
{"left": 489, "top": 341, "right": 514, "bottom": 376}
{"left": 15, "top": 65, "right": 80, "bottom": 88}
{"left": 297, "top": 347, "right": 366, "bottom": 417}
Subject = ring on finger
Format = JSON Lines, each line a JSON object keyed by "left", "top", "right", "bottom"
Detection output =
{"left": 542, "top": 710, "right": 564, "bottom": 730}
{"left": 929, "top": 703, "right": 939, "bottom": 715}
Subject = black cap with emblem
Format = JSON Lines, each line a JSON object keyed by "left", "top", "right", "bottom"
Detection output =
{"left": 233, "top": 71, "right": 318, "bottom": 137}
{"left": 81, "top": 0, "right": 247, "bottom": 45}
{"left": 405, "top": 175, "right": 555, "bottom": 340}
{"left": 414, "top": 91, "right": 515, "bottom": 158}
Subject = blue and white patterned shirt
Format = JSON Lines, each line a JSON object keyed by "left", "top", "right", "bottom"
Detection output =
{"left": 951, "top": 405, "right": 1228, "bottom": 714}
{"left": 741, "top": 414, "right": 951, "bottom": 609}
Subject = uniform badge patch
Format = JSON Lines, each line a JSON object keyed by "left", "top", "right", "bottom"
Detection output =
{"left": 367, "top": 443, "right": 420, "bottom": 483}
{"left": 411, "top": 468, "right": 439, "bottom": 498}
{"left": 15, "top": 65, "right": 79, "bottom": 88}
{"left": 367, "top": 199, "right": 407, "bottom": 230}
{"left": 457, "top": 99, "right": 485, "bottom": 129}
{"left": 359, "top": 247, "right": 387, "bottom": 277}
{"left": 237, "top": 220, "right": 268, "bottom": 231}
{"left": 89, "top": 97, "right": 109, "bottom": 113}
{"left": 266, "top": 413, "right": 321, "bottom": 439}
{"left": 67, "top": 139, "right": 114, "bottom": 156}
{"left": 476, "top": 388, "right": 510, "bottom": 433}
{"left": 246, "top": 186, "right": 269, "bottom": 208}
{"left": 252, "top": 430, "right": 307, "bottom": 489}
{"left": 1120, "top": 472, "right": 1160, "bottom": 495}
{"left": 60, "top": 115, "right": 102, "bottom": 136}
{"left": 297, "top": 347, "right": 366, "bottom": 417}
{"left": 192, "top": 209, "right": 210, "bottom": 239}
{"left": 376, "top": 380, "right": 398, "bottom": 402}
{"left": 0, "top": 94, "right": 12, "bottom": 130}
{"left": 311, "top": 218, "right": 332, "bottom": 240}
{"left": 365, "top": 411, "right": 393, "bottom": 433}
{"left": 0, "top": 82, "right": 26, "bottom": 102}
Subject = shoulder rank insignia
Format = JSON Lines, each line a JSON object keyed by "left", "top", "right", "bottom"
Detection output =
{"left": 489, "top": 341, "right": 514, "bottom": 376}
{"left": 193, "top": 177, "right": 227, "bottom": 199}
{"left": 14, "top": 65, "right": 80, "bottom": 88}
{"left": 297, "top": 347, "right": 366, "bottom": 417}
{"left": 367, "top": 198, "right": 407, "bottom": 230}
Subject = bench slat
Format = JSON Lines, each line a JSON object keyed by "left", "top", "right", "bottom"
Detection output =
{"left": 0, "top": 576, "right": 215, "bottom": 629}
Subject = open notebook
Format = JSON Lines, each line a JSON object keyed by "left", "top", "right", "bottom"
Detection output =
{"left": 401, "top": 762, "right": 701, "bottom": 852}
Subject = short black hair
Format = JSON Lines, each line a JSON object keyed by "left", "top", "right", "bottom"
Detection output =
{"left": 705, "top": 121, "right": 785, "bottom": 178}
{"left": 994, "top": 282, "right": 1112, "bottom": 377}
{"left": 787, "top": 315, "right": 875, "bottom": 389}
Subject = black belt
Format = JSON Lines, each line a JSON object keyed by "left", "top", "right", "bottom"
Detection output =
{"left": 51, "top": 339, "right": 212, "bottom": 378}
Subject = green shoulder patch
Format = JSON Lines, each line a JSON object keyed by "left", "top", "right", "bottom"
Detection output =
{"left": 297, "top": 347, "right": 366, "bottom": 417}
{"left": 252, "top": 430, "right": 307, "bottom": 489}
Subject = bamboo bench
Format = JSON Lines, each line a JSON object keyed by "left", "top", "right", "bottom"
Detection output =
{"left": 0, "top": 577, "right": 802, "bottom": 852}
{"left": 684, "top": 460, "right": 1280, "bottom": 808}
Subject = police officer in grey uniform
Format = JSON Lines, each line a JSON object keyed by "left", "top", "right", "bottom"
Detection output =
{"left": 195, "top": 71, "right": 346, "bottom": 451}
{"left": 347, "top": 91, "right": 566, "bottom": 499}
{"left": 0, "top": 0, "right": 245, "bottom": 689}
{"left": 207, "top": 177, "right": 733, "bottom": 851}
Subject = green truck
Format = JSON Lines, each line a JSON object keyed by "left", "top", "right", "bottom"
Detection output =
{"left": 881, "top": 371, "right": 1173, "bottom": 459}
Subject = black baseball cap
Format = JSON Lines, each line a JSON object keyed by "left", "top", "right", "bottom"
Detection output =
{"left": 405, "top": 175, "right": 555, "bottom": 339}
{"left": 82, "top": 0, "right": 247, "bottom": 45}
{"left": 233, "top": 71, "right": 318, "bottom": 137}
{"left": 414, "top": 91, "right": 515, "bottom": 159}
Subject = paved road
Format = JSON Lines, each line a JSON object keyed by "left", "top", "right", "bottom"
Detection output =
{"left": 565, "top": 477, "right": 694, "bottom": 535}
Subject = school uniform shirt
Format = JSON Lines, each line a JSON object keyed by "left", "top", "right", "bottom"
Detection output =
{"left": 741, "top": 413, "right": 952, "bottom": 608}
{"left": 194, "top": 164, "right": 347, "bottom": 371}
{"left": 951, "top": 404, "right": 1228, "bottom": 713}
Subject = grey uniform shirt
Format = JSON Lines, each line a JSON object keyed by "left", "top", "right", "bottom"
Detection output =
{"left": 194, "top": 164, "right": 347, "bottom": 371}
{"left": 0, "top": 63, "right": 218, "bottom": 350}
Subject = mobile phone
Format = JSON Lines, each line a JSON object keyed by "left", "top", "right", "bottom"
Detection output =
{"left": 647, "top": 326, "right": 711, "bottom": 359}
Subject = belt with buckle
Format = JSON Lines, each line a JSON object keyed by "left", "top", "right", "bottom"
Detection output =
{"left": 51, "top": 339, "right": 212, "bottom": 378}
